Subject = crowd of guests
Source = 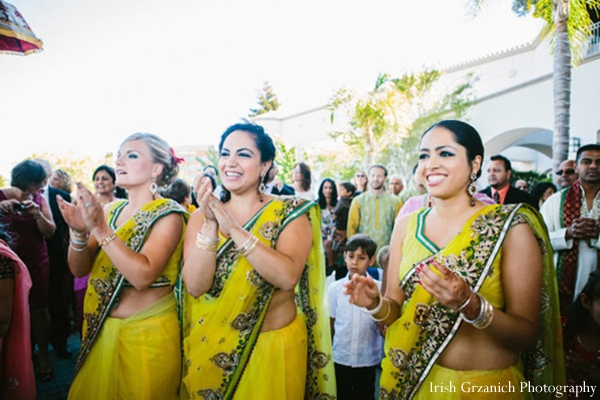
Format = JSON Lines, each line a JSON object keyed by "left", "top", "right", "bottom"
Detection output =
{"left": 0, "top": 120, "right": 598, "bottom": 399}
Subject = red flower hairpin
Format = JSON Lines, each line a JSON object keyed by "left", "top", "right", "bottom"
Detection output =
{"left": 170, "top": 147, "right": 185, "bottom": 164}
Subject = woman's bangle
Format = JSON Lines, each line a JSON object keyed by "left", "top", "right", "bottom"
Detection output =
{"left": 69, "top": 242, "right": 87, "bottom": 252}
{"left": 196, "top": 231, "right": 219, "bottom": 252}
{"left": 456, "top": 292, "right": 474, "bottom": 312}
{"left": 461, "top": 293, "right": 494, "bottom": 329}
{"left": 33, "top": 213, "right": 42, "bottom": 220}
{"left": 70, "top": 228, "right": 89, "bottom": 239}
{"left": 99, "top": 232, "right": 117, "bottom": 247}
{"left": 360, "top": 291, "right": 383, "bottom": 315}
{"left": 371, "top": 298, "right": 391, "bottom": 322}
{"left": 238, "top": 234, "right": 259, "bottom": 257}
{"left": 71, "top": 237, "right": 89, "bottom": 246}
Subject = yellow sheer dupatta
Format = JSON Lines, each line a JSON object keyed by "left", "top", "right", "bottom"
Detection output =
{"left": 74, "top": 198, "right": 188, "bottom": 375}
{"left": 380, "top": 204, "right": 564, "bottom": 400}
{"left": 182, "top": 198, "right": 336, "bottom": 399}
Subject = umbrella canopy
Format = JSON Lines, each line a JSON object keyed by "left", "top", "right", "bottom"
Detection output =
{"left": 0, "top": 0, "right": 42, "bottom": 55}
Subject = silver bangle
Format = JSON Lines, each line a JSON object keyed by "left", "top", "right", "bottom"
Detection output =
{"left": 456, "top": 292, "right": 474, "bottom": 312}
{"left": 360, "top": 291, "right": 383, "bottom": 315}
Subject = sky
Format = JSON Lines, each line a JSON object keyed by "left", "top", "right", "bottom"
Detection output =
{"left": 0, "top": 0, "right": 544, "bottom": 178}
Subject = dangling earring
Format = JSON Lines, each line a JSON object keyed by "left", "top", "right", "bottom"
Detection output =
{"left": 468, "top": 171, "right": 477, "bottom": 206}
{"left": 150, "top": 176, "right": 158, "bottom": 199}
{"left": 258, "top": 174, "right": 265, "bottom": 202}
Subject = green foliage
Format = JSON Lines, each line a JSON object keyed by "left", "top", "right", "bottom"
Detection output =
{"left": 327, "top": 70, "right": 474, "bottom": 180}
{"left": 248, "top": 81, "right": 282, "bottom": 117}
{"left": 473, "top": 0, "right": 600, "bottom": 64}
{"left": 511, "top": 169, "right": 552, "bottom": 187}
{"left": 273, "top": 138, "right": 299, "bottom": 182}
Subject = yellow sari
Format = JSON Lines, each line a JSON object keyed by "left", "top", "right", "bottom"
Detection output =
{"left": 182, "top": 197, "right": 336, "bottom": 399}
{"left": 69, "top": 198, "right": 188, "bottom": 400}
{"left": 380, "top": 204, "right": 564, "bottom": 400}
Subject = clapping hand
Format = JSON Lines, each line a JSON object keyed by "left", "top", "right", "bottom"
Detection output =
{"left": 57, "top": 183, "right": 103, "bottom": 232}
{"left": 344, "top": 274, "right": 380, "bottom": 309}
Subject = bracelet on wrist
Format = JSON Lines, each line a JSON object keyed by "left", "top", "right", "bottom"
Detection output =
{"left": 70, "top": 228, "right": 89, "bottom": 239}
{"left": 238, "top": 234, "right": 259, "bottom": 257}
{"left": 33, "top": 214, "right": 42, "bottom": 220}
{"left": 371, "top": 298, "right": 391, "bottom": 322}
{"left": 461, "top": 293, "right": 494, "bottom": 329}
{"left": 360, "top": 291, "right": 383, "bottom": 315}
{"left": 69, "top": 242, "right": 87, "bottom": 252}
{"left": 99, "top": 232, "right": 117, "bottom": 247}
{"left": 456, "top": 292, "right": 474, "bottom": 312}
{"left": 196, "top": 231, "right": 219, "bottom": 252}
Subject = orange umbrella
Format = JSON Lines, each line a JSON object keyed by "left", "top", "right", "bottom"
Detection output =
{"left": 0, "top": 0, "right": 43, "bottom": 55}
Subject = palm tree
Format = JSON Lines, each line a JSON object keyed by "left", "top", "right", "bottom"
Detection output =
{"left": 471, "top": 0, "right": 600, "bottom": 172}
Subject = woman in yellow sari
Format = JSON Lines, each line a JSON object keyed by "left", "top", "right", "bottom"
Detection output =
{"left": 57, "top": 133, "right": 188, "bottom": 399}
{"left": 181, "top": 123, "right": 335, "bottom": 399}
{"left": 346, "top": 120, "right": 564, "bottom": 399}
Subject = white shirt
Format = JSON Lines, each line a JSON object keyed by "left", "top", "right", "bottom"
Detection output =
{"left": 540, "top": 185, "right": 600, "bottom": 301}
{"left": 328, "top": 274, "right": 383, "bottom": 367}
{"left": 295, "top": 190, "right": 315, "bottom": 201}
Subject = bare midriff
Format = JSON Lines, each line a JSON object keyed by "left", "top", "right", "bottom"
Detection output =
{"left": 108, "top": 285, "right": 172, "bottom": 319}
{"left": 260, "top": 289, "right": 297, "bottom": 332}
{"left": 437, "top": 323, "right": 519, "bottom": 370}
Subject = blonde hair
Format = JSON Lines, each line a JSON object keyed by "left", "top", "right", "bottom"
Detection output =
{"left": 122, "top": 133, "right": 179, "bottom": 186}
{"left": 53, "top": 169, "right": 73, "bottom": 193}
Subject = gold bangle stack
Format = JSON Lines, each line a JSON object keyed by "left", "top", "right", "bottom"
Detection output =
{"left": 460, "top": 293, "right": 494, "bottom": 329}
{"left": 196, "top": 231, "right": 219, "bottom": 252}
{"left": 238, "top": 234, "right": 259, "bottom": 258}
{"left": 99, "top": 232, "right": 117, "bottom": 247}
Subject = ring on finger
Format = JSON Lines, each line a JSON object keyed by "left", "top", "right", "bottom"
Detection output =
{"left": 85, "top": 202, "right": 92, "bottom": 208}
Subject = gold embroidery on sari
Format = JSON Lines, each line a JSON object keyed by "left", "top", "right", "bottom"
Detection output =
{"left": 74, "top": 199, "right": 187, "bottom": 375}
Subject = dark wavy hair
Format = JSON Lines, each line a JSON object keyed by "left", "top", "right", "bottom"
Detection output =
{"left": 93, "top": 165, "right": 116, "bottom": 183}
{"left": 11, "top": 160, "right": 47, "bottom": 191}
{"left": 218, "top": 123, "right": 276, "bottom": 202}
{"left": 294, "top": 162, "right": 312, "bottom": 192}
{"left": 318, "top": 178, "right": 338, "bottom": 209}
{"left": 531, "top": 182, "right": 557, "bottom": 204}
{"left": 421, "top": 120, "right": 485, "bottom": 179}
{"left": 563, "top": 270, "right": 600, "bottom": 343}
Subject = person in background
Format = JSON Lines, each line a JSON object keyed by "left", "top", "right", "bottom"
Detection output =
{"left": 352, "top": 170, "right": 368, "bottom": 195}
{"left": 35, "top": 158, "right": 74, "bottom": 360}
{"left": 331, "top": 182, "right": 356, "bottom": 279}
{"left": 0, "top": 223, "right": 35, "bottom": 399}
{"left": 515, "top": 179, "right": 530, "bottom": 192}
{"left": 562, "top": 271, "right": 600, "bottom": 394}
{"left": 181, "top": 123, "right": 335, "bottom": 398}
{"left": 347, "top": 164, "right": 403, "bottom": 257}
{"left": 479, "top": 154, "right": 538, "bottom": 209}
{"left": 540, "top": 144, "right": 600, "bottom": 311}
{"left": 203, "top": 164, "right": 224, "bottom": 199}
{"left": 556, "top": 159, "right": 579, "bottom": 190}
{"left": 265, "top": 161, "right": 295, "bottom": 195}
{"left": 159, "top": 178, "right": 195, "bottom": 213}
{"left": 329, "top": 234, "right": 382, "bottom": 400}
{"left": 93, "top": 165, "right": 119, "bottom": 207}
{"left": 59, "top": 133, "right": 187, "bottom": 399}
{"left": 318, "top": 178, "right": 338, "bottom": 267}
{"left": 49, "top": 169, "right": 73, "bottom": 194}
{"left": 292, "top": 162, "right": 315, "bottom": 201}
{"left": 0, "top": 160, "right": 56, "bottom": 381}
{"left": 388, "top": 175, "right": 404, "bottom": 196}
{"left": 345, "top": 120, "right": 564, "bottom": 398}
{"left": 531, "top": 181, "right": 557, "bottom": 208}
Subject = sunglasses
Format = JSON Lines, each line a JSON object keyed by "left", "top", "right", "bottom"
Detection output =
{"left": 556, "top": 168, "right": 576, "bottom": 176}
{"left": 355, "top": 174, "right": 366, "bottom": 178}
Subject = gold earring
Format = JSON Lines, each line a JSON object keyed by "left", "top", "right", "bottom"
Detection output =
{"left": 467, "top": 172, "right": 477, "bottom": 206}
